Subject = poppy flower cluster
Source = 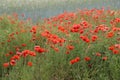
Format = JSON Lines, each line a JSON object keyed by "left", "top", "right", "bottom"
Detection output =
{"left": 70, "top": 21, "right": 90, "bottom": 34}
{"left": 80, "top": 35, "right": 90, "bottom": 43}
{"left": 94, "top": 24, "right": 109, "bottom": 33}
{"left": 3, "top": 49, "right": 36, "bottom": 68}
{"left": 70, "top": 57, "right": 80, "bottom": 64}
{"left": 58, "top": 26, "right": 68, "bottom": 34}
{"left": 66, "top": 45, "right": 74, "bottom": 51}
{"left": 111, "top": 18, "right": 120, "bottom": 25}
{"left": 30, "top": 26, "right": 37, "bottom": 34}
{"left": 41, "top": 30, "right": 66, "bottom": 45}
{"left": 30, "top": 26, "right": 38, "bottom": 41}
{"left": 34, "top": 46, "right": 46, "bottom": 53}
{"left": 91, "top": 35, "right": 98, "bottom": 42}
{"left": 70, "top": 24, "right": 81, "bottom": 33}
{"left": 107, "top": 31, "right": 114, "bottom": 38}
{"left": 109, "top": 44, "right": 120, "bottom": 54}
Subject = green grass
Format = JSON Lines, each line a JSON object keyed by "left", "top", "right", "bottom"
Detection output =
{"left": 0, "top": 9, "right": 120, "bottom": 80}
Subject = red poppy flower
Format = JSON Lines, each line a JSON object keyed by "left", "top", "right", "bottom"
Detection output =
{"left": 67, "top": 45, "right": 74, "bottom": 50}
{"left": 108, "top": 46, "right": 115, "bottom": 51}
{"left": 96, "top": 52, "right": 101, "bottom": 56}
{"left": 84, "top": 56, "right": 91, "bottom": 61}
{"left": 21, "top": 44, "right": 26, "bottom": 47}
{"left": 12, "top": 55, "right": 20, "bottom": 60}
{"left": 70, "top": 60, "right": 76, "bottom": 64}
{"left": 113, "top": 49, "right": 119, "bottom": 54}
{"left": 29, "top": 51, "right": 36, "bottom": 56}
{"left": 10, "top": 60, "right": 16, "bottom": 66}
{"left": 22, "top": 50, "right": 30, "bottom": 57}
{"left": 5, "top": 53, "right": 10, "bottom": 57}
{"left": 107, "top": 32, "right": 114, "bottom": 38}
{"left": 27, "top": 62, "right": 32, "bottom": 66}
{"left": 54, "top": 47, "right": 59, "bottom": 52}
{"left": 65, "top": 51, "right": 70, "bottom": 54}
{"left": 91, "top": 35, "right": 98, "bottom": 42}
{"left": 9, "top": 51, "right": 14, "bottom": 55}
{"left": 102, "top": 56, "right": 107, "bottom": 61}
{"left": 3, "top": 62, "right": 9, "bottom": 68}
{"left": 70, "top": 57, "right": 80, "bottom": 64}
{"left": 75, "top": 57, "right": 80, "bottom": 62}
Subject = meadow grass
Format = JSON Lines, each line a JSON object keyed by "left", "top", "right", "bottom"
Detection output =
{"left": 0, "top": 8, "right": 120, "bottom": 80}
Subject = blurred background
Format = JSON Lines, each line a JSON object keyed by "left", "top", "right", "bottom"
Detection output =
{"left": 0, "top": 0, "right": 120, "bottom": 22}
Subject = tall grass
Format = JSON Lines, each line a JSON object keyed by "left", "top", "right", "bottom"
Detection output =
{"left": 0, "top": 8, "right": 120, "bottom": 80}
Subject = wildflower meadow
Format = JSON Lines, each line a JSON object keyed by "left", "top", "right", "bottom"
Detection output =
{"left": 0, "top": 0, "right": 120, "bottom": 80}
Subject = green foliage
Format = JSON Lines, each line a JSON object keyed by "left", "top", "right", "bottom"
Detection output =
{"left": 0, "top": 9, "right": 120, "bottom": 80}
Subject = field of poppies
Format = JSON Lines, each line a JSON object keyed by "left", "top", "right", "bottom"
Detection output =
{"left": 0, "top": 8, "right": 120, "bottom": 80}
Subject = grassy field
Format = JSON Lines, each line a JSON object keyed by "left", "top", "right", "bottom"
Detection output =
{"left": 0, "top": 0, "right": 120, "bottom": 80}
{"left": 0, "top": 8, "right": 120, "bottom": 80}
